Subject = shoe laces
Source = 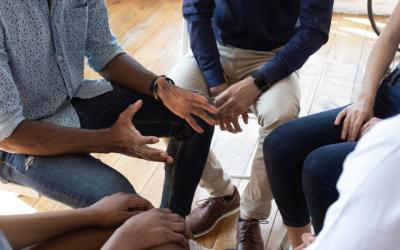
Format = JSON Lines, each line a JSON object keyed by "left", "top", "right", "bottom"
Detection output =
{"left": 237, "top": 220, "right": 269, "bottom": 243}
{"left": 195, "top": 197, "right": 225, "bottom": 208}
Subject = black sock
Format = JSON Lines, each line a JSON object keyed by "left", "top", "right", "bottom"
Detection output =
{"left": 223, "top": 191, "right": 235, "bottom": 201}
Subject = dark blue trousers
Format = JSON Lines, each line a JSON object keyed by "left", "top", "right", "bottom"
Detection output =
{"left": 264, "top": 67, "right": 400, "bottom": 233}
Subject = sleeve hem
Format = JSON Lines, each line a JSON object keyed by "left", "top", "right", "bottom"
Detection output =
{"left": 258, "top": 58, "right": 287, "bottom": 87}
{"left": 202, "top": 69, "right": 225, "bottom": 88}
{"left": 91, "top": 45, "right": 125, "bottom": 72}
{"left": 0, "top": 110, "right": 25, "bottom": 142}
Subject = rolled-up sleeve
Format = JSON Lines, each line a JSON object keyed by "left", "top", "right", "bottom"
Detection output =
{"left": 85, "top": 0, "right": 124, "bottom": 72}
{"left": 0, "top": 25, "right": 25, "bottom": 142}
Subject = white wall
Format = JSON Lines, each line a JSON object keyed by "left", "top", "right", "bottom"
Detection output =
{"left": 334, "top": 0, "right": 396, "bottom": 15}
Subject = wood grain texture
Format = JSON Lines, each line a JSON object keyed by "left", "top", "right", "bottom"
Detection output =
{"left": 0, "top": 0, "right": 383, "bottom": 248}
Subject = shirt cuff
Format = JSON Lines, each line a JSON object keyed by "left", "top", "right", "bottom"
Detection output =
{"left": 0, "top": 109, "right": 25, "bottom": 142}
{"left": 258, "top": 57, "right": 288, "bottom": 88}
{"left": 202, "top": 68, "right": 225, "bottom": 88}
{"left": 90, "top": 44, "right": 125, "bottom": 72}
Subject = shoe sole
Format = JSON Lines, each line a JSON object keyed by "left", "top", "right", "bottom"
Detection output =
{"left": 192, "top": 206, "right": 240, "bottom": 238}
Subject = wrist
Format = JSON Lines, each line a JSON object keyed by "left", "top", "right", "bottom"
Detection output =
{"left": 209, "top": 83, "right": 228, "bottom": 97}
{"left": 357, "top": 94, "right": 375, "bottom": 108}
{"left": 250, "top": 72, "right": 272, "bottom": 92}
{"left": 150, "top": 76, "right": 175, "bottom": 101}
{"left": 75, "top": 207, "right": 100, "bottom": 227}
{"left": 246, "top": 77, "right": 262, "bottom": 97}
{"left": 156, "top": 77, "right": 175, "bottom": 101}
{"left": 91, "top": 129, "right": 115, "bottom": 153}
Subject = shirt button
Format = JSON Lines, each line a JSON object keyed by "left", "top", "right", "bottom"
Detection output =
{"left": 57, "top": 55, "right": 63, "bottom": 61}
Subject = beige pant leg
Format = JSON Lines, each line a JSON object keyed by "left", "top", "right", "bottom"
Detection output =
{"left": 240, "top": 72, "right": 301, "bottom": 220}
{"left": 168, "top": 53, "right": 235, "bottom": 198}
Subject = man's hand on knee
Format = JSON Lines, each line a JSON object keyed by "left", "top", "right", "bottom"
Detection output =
{"left": 157, "top": 78, "right": 218, "bottom": 134}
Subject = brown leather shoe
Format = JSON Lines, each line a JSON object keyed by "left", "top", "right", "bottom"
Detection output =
{"left": 186, "top": 187, "right": 240, "bottom": 238}
{"left": 236, "top": 219, "right": 264, "bottom": 250}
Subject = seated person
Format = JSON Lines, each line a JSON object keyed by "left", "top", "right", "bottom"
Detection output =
{"left": 0, "top": 0, "right": 217, "bottom": 217}
{"left": 0, "top": 193, "right": 209, "bottom": 250}
{"left": 174, "top": 1, "right": 333, "bottom": 249}
{"left": 295, "top": 114, "right": 400, "bottom": 250}
{"left": 263, "top": 0, "right": 400, "bottom": 246}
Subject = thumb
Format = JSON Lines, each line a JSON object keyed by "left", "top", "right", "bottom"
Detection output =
{"left": 123, "top": 100, "right": 143, "bottom": 121}
{"left": 214, "top": 92, "right": 228, "bottom": 108}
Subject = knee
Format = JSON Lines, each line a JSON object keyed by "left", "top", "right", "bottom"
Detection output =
{"left": 78, "top": 173, "right": 136, "bottom": 207}
{"left": 187, "top": 116, "right": 215, "bottom": 139}
{"left": 259, "top": 101, "right": 300, "bottom": 134}
{"left": 263, "top": 121, "right": 296, "bottom": 166}
{"left": 99, "top": 173, "right": 135, "bottom": 197}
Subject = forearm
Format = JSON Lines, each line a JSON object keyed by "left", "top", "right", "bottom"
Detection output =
{"left": 0, "top": 120, "right": 111, "bottom": 156}
{"left": 183, "top": 0, "right": 224, "bottom": 88}
{"left": 100, "top": 53, "right": 156, "bottom": 96}
{"left": 359, "top": 34, "right": 399, "bottom": 103}
{"left": 101, "top": 227, "right": 133, "bottom": 250}
{"left": 359, "top": 2, "right": 400, "bottom": 104}
{"left": 0, "top": 209, "right": 97, "bottom": 249}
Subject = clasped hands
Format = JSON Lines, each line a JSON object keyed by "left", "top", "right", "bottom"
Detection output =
{"left": 211, "top": 77, "right": 261, "bottom": 133}
{"left": 107, "top": 77, "right": 260, "bottom": 163}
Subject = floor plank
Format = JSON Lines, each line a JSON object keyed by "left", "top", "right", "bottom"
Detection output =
{"left": 0, "top": 0, "right": 386, "bottom": 248}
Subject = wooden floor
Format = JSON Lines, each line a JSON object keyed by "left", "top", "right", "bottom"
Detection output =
{"left": 0, "top": 0, "right": 397, "bottom": 249}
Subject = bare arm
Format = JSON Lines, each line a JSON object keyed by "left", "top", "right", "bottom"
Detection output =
{"left": 0, "top": 209, "right": 96, "bottom": 249}
{"left": 0, "top": 102, "right": 171, "bottom": 163}
{"left": 0, "top": 120, "right": 110, "bottom": 156}
{"left": 358, "top": 2, "right": 400, "bottom": 104}
{"left": 0, "top": 194, "right": 152, "bottom": 250}
{"left": 334, "top": 2, "right": 400, "bottom": 141}
{"left": 99, "top": 53, "right": 156, "bottom": 96}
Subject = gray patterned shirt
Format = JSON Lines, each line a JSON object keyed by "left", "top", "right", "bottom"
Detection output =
{"left": 0, "top": 232, "right": 11, "bottom": 250}
{"left": 0, "top": 0, "right": 124, "bottom": 141}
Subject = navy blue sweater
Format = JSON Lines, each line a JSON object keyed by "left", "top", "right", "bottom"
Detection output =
{"left": 183, "top": 0, "right": 334, "bottom": 88}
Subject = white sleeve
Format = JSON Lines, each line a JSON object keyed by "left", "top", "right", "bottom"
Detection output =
{"left": 307, "top": 115, "right": 400, "bottom": 250}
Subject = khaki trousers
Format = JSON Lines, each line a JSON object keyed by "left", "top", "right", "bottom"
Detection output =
{"left": 169, "top": 44, "right": 301, "bottom": 220}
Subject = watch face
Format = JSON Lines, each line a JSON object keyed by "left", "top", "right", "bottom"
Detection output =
{"left": 254, "top": 75, "right": 267, "bottom": 90}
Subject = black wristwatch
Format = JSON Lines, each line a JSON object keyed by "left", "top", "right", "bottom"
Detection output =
{"left": 149, "top": 75, "right": 175, "bottom": 101}
{"left": 251, "top": 72, "right": 272, "bottom": 92}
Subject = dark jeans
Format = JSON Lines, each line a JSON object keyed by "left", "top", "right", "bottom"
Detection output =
{"left": 263, "top": 67, "right": 400, "bottom": 233}
{"left": 0, "top": 84, "right": 214, "bottom": 216}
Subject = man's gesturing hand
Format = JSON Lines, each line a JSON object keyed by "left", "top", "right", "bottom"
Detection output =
{"left": 108, "top": 100, "right": 173, "bottom": 163}
{"left": 157, "top": 78, "right": 218, "bottom": 134}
